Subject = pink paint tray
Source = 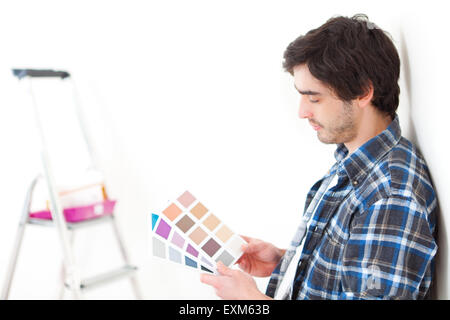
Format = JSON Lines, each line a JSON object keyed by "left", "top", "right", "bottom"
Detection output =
{"left": 29, "top": 199, "right": 116, "bottom": 222}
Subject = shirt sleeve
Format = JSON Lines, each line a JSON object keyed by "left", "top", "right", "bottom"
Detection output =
{"left": 340, "top": 195, "right": 437, "bottom": 300}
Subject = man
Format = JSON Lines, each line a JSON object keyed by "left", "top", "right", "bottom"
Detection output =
{"left": 200, "top": 14, "right": 437, "bottom": 300}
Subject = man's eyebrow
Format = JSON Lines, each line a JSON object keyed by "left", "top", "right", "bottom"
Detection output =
{"left": 294, "top": 85, "right": 321, "bottom": 95}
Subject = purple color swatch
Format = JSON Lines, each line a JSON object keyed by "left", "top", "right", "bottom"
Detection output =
{"left": 186, "top": 244, "right": 199, "bottom": 257}
{"left": 155, "top": 218, "right": 171, "bottom": 239}
{"left": 171, "top": 231, "right": 185, "bottom": 249}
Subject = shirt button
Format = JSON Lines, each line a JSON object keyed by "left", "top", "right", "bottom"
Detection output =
{"left": 353, "top": 180, "right": 358, "bottom": 185}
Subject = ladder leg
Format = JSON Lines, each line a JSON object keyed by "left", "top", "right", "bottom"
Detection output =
{"left": 1, "top": 176, "right": 40, "bottom": 300}
{"left": 51, "top": 210, "right": 82, "bottom": 299}
{"left": 54, "top": 227, "right": 82, "bottom": 299}
{"left": 110, "top": 216, "right": 143, "bottom": 299}
{"left": 58, "top": 266, "right": 65, "bottom": 300}
{"left": 58, "top": 231, "right": 75, "bottom": 300}
{"left": 38, "top": 151, "right": 82, "bottom": 299}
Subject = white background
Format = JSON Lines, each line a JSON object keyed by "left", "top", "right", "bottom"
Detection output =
{"left": 0, "top": 0, "right": 449, "bottom": 299}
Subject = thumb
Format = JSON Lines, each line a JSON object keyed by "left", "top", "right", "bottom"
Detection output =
{"left": 242, "top": 240, "right": 265, "bottom": 254}
{"left": 217, "top": 261, "right": 234, "bottom": 276}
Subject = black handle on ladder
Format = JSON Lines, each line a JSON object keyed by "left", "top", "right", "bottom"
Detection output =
{"left": 12, "top": 69, "right": 70, "bottom": 80}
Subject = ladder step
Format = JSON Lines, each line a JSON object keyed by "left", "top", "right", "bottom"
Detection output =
{"left": 27, "top": 214, "right": 114, "bottom": 230}
{"left": 66, "top": 265, "right": 138, "bottom": 291}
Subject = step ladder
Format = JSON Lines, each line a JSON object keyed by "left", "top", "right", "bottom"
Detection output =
{"left": 1, "top": 69, "right": 142, "bottom": 299}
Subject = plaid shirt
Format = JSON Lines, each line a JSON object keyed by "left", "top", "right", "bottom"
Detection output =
{"left": 266, "top": 115, "right": 437, "bottom": 300}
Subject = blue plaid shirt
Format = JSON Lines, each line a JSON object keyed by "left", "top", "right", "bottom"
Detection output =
{"left": 266, "top": 115, "right": 437, "bottom": 300}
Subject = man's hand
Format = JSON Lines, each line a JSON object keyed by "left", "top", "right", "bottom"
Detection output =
{"left": 200, "top": 261, "right": 272, "bottom": 300}
{"left": 237, "top": 235, "right": 285, "bottom": 277}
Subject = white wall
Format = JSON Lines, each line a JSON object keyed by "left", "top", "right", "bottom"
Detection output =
{"left": 0, "top": 0, "right": 448, "bottom": 299}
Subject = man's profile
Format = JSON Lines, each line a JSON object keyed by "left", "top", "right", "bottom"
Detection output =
{"left": 200, "top": 14, "right": 437, "bottom": 300}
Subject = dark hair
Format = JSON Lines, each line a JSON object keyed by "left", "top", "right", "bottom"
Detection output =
{"left": 283, "top": 14, "right": 400, "bottom": 118}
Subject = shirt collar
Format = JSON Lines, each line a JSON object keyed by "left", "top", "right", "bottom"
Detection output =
{"left": 333, "top": 114, "right": 402, "bottom": 188}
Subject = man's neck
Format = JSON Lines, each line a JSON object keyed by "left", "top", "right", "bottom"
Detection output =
{"left": 344, "top": 111, "right": 393, "bottom": 155}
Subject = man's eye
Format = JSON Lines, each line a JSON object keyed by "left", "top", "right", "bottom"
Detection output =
{"left": 309, "top": 99, "right": 319, "bottom": 103}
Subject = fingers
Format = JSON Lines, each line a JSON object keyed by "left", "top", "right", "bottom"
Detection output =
{"left": 239, "top": 239, "right": 254, "bottom": 254}
{"left": 200, "top": 262, "right": 236, "bottom": 290}
{"left": 217, "top": 261, "right": 234, "bottom": 276}
{"left": 237, "top": 258, "right": 247, "bottom": 270}
{"left": 200, "top": 273, "right": 220, "bottom": 288}
{"left": 239, "top": 235, "right": 266, "bottom": 252}
{"left": 200, "top": 262, "right": 234, "bottom": 285}
{"left": 236, "top": 243, "right": 250, "bottom": 264}
{"left": 237, "top": 258, "right": 251, "bottom": 273}
{"left": 242, "top": 241, "right": 264, "bottom": 255}
{"left": 236, "top": 253, "right": 247, "bottom": 265}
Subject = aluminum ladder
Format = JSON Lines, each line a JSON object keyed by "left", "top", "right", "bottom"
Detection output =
{"left": 1, "top": 69, "right": 142, "bottom": 299}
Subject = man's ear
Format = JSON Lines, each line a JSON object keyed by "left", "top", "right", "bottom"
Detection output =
{"left": 356, "top": 82, "right": 374, "bottom": 108}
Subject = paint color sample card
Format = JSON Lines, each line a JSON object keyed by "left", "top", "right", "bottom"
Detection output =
{"left": 151, "top": 213, "right": 215, "bottom": 273}
{"left": 154, "top": 190, "right": 247, "bottom": 270}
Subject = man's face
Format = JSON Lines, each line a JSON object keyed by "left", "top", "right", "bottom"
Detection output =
{"left": 293, "top": 64, "right": 358, "bottom": 145}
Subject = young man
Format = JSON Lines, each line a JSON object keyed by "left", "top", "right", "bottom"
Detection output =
{"left": 200, "top": 14, "right": 437, "bottom": 300}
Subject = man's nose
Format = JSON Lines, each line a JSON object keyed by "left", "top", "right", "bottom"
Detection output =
{"left": 298, "top": 96, "right": 313, "bottom": 119}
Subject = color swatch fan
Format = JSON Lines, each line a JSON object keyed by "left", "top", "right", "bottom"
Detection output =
{"left": 150, "top": 190, "right": 247, "bottom": 273}
{"left": 151, "top": 213, "right": 216, "bottom": 273}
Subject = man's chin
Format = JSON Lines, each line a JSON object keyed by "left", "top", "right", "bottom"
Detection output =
{"left": 317, "top": 132, "right": 336, "bottom": 144}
